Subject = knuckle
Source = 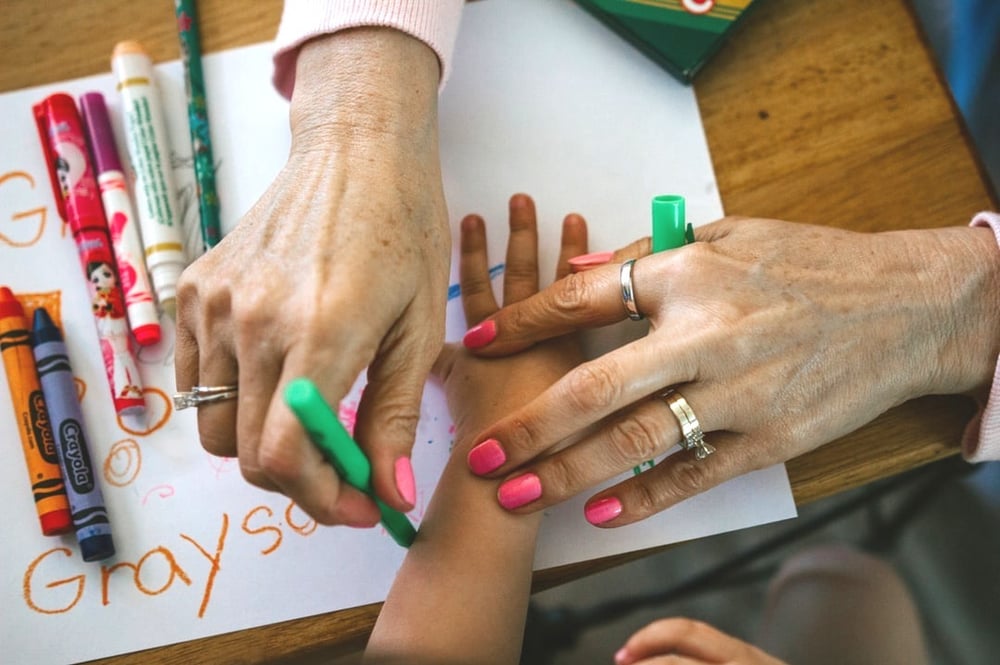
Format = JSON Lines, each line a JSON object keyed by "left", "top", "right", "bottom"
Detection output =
{"left": 538, "top": 454, "right": 580, "bottom": 501}
{"left": 199, "top": 430, "right": 235, "bottom": 458}
{"left": 239, "top": 465, "right": 271, "bottom": 490}
{"left": 672, "top": 617, "right": 710, "bottom": 641}
{"left": 630, "top": 480, "right": 664, "bottom": 518}
{"left": 504, "top": 262, "right": 538, "bottom": 287}
{"left": 551, "top": 273, "right": 593, "bottom": 318}
{"left": 501, "top": 414, "right": 540, "bottom": 459}
{"left": 566, "top": 361, "right": 624, "bottom": 413}
{"left": 606, "top": 411, "right": 663, "bottom": 465}
{"left": 256, "top": 439, "right": 302, "bottom": 486}
{"left": 666, "top": 457, "right": 713, "bottom": 498}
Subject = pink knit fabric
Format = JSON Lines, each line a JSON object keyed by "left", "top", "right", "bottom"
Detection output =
{"left": 964, "top": 211, "right": 1000, "bottom": 462}
{"left": 272, "top": 0, "right": 464, "bottom": 99}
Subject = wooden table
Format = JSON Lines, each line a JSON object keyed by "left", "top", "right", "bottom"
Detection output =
{"left": 3, "top": 1, "right": 995, "bottom": 662}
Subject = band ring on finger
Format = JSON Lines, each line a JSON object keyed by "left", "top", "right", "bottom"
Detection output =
{"left": 620, "top": 259, "right": 643, "bottom": 321}
{"left": 662, "top": 389, "right": 715, "bottom": 460}
{"left": 173, "top": 384, "right": 239, "bottom": 410}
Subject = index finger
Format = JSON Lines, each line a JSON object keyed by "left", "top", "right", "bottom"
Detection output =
{"left": 461, "top": 261, "right": 628, "bottom": 356}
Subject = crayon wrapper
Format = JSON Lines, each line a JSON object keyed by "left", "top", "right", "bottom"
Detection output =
{"left": 0, "top": 315, "right": 69, "bottom": 521}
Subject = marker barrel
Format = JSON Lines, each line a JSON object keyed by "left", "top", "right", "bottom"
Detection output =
{"left": 112, "top": 42, "right": 187, "bottom": 314}
{"left": 33, "top": 308, "right": 116, "bottom": 561}
{"left": 284, "top": 378, "right": 416, "bottom": 548}
{"left": 33, "top": 93, "right": 145, "bottom": 416}
{"left": 80, "top": 92, "right": 161, "bottom": 347}
{"left": 0, "top": 288, "right": 72, "bottom": 536}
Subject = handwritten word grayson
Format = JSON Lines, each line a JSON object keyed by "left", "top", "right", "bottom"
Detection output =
{"left": 23, "top": 500, "right": 318, "bottom": 619}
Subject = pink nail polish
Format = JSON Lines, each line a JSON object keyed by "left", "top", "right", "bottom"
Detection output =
{"left": 585, "top": 497, "right": 623, "bottom": 526}
{"left": 467, "top": 438, "right": 506, "bottom": 475}
{"left": 463, "top": 319, "right": 497, "bottom": 349}
{"left": 394, "top": 456, "right": 416, "bottom": 506}
{"left": 498, "top": 473, "right": 542, "bottom": 510}
{"left": 568, "top": 250, "right": 614, "bottom": 273}
{"left": 614, "top": 647, "right": 631, "bottom": 665}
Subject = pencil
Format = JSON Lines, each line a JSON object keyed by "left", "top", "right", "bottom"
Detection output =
{"left": 175, "top": 0, "right": 222, "bottom": 249}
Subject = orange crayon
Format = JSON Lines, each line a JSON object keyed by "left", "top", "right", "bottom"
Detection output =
{"left": 0, "top": 286, "right": 71, "bottom": 535}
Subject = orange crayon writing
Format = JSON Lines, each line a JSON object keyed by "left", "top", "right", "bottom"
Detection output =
{"left": 285, "top": 502, "right": 318, "bottom": 536}
{"left": 23, "top": 503, "right": 319, "bottom": 619}
{"left": 101, "top": 546, "right": 193, "bottom": 605}
{"left": 0, "top": 171, "right": 48, "bottom": 248}
{"left": 179, "top": 513, "right": 228, "bottom": 619}
{"left": 104, "top": 438, "right": 142, "bottom": 487}
{"left": 115, "top": 386, "right": 171, "bottom": 436}
{"left": 23, "top": 548, "right": 86, "bottom": 614}
{"left": 242, "top": 506, "right": 282, "bottom": 555}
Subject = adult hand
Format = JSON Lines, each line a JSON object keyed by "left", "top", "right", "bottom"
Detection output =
{"left": 461, "top": 217, "right": 999, "bottom": 525}
{"left": 175, "top": 28, "right": 450, "bottom": 525}
{"left": 615, "top": 618, "right": 787, "bottom": 665}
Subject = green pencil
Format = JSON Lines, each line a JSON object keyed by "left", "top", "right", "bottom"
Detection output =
{"left": 175, "top": 0, "right": 222, "bottom": 249}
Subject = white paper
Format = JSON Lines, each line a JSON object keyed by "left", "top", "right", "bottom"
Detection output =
{"left": 0, "top": 1, "right": 795, "bottom": 662}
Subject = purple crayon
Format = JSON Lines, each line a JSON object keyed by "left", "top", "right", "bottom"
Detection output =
{"left": 32, "top": 307, "right": 115, "bottom": 562}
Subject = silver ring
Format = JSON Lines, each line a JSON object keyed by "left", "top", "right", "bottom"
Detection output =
{"left": 662, "top": 389, "right": 715, "bottom": 460}
{"left": 620, "top": 259, "right": 643, "bottom": 321}
{"left": 173, "top": 384, "right": 239, "bottom": 410}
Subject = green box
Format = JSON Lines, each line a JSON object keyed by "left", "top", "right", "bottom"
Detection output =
{"left": 574, "top": 0, "right": 760, "bottom": 83}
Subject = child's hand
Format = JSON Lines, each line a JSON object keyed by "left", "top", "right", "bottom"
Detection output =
{"left": 616, "top": 618, "right": 788, "bottom": 665}
{"left": 433, "top": 194, "right": 586, "bottom": 444}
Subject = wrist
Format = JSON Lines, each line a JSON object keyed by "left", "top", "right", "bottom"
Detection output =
{"left": 905, "top": 226, "right": 1000, "bottom": 401}
{"left": 289, "top": 27, "right": 440, "bottom": 151}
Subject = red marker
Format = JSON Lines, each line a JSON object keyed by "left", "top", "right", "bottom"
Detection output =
{"left": 34, "top": 93, "right": 145, "bottom": 415}
{"left": 0, "top": 287, "right": 72, "bottom": 535}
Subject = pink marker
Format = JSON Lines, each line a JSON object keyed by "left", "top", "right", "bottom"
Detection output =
{"left": 34, "top": 93, "right": 145, "bottom": 416}
{"left": 80, "top": 92, "right": 161, "bottom": 347}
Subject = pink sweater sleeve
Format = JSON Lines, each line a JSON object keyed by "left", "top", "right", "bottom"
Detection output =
{"left": 272, "top": 0, "right": 465, "bottom": 100}
{"left": 963, "top": 211, "right": 1000, "bottom": 462}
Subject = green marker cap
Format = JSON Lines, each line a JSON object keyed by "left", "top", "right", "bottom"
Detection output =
{"left": 284, "top": 378, "right": 416, "bottom": 547}
{"left": 651, "top": 194, "right": 687, "bottom": 253}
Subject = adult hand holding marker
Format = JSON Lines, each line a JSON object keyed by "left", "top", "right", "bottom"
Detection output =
{"left": 173, "top": 28, "right": 448, "bottom": 528}
{"left": 284, "top": 378, "right": 416, "bottom": 548}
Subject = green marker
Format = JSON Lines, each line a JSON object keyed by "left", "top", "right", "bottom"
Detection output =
{"left": 651, "top": 194, "right": 694, "bottom": 252}
{"left": 284, "top": 378, "right": 416, "bottom": 548}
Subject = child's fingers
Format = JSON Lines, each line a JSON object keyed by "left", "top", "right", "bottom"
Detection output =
{"left": 555, "top": 213, "right": 589, "bottom": 280}
{"left": 502, "top": 193, "right": 540, "bottom": 305}
{"left": 459, "top": 214, "right": 500, "bottom": 326}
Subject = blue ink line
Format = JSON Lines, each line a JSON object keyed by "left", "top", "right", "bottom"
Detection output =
{"left": 447, "top": 263, "right": 505, "bottom": 301}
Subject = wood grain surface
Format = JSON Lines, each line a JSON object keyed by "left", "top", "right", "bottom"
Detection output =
{"left": 2, "top": 0, "right": 995, "bottom": 662}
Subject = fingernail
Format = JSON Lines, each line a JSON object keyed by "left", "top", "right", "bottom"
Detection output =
{"left": 394, "top": 456, "right": 416, "bottom": 506}
{"left": 614, "top": 647, "right": 631, "bottom": 665}
{"left": 498, "top": 473, "right": 542, "bottom": 510}
{"left": 463, "top": 319, "right": 497, "bottom": 349}
{"left": 585, "top": 497, "right": 623, "bottom": 526}
{"left": 467, "top": 438, "right": 506, "bottom": 475}
{"left": 568, "top": 250, "right": 614, "bottom": 273}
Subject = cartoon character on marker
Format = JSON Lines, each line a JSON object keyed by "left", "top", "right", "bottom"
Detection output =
{"left": 88, "top": 261, "right": 142, "bottom": 400}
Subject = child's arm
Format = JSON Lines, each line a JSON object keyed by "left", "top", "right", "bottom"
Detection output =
{"left": 364, "top": 195, "right": 587, "bottom": 665}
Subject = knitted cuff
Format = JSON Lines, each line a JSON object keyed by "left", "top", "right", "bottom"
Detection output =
{"left": 272, "top": 0, "right": 464, "bottom": 100}
{"left": 963, "top": 211, "right": 1000, "bottom": 461}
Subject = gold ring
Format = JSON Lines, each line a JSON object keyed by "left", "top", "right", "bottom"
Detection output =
{"left": 662, "top": 389, "right": 715, "bottom": 460}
